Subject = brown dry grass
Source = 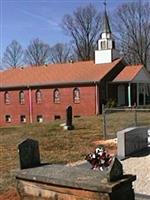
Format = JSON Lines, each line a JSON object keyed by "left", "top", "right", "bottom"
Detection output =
{"left": 0, "top": 188, "right": 20, "bottom": 200}
{"left": 0, "top": 112, "right": 149, "bottom": 197}
{"left": 0, "top": 116, "right": 103, "bottom": 193}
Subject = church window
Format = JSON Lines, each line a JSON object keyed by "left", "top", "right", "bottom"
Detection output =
{"left": 5, "top": 115, "right": 11, "bottom": 123}
{"left": 37, "top": 115, "right": 43, "bottom": 123}
{"left": 54, "top": 115, "right": 61, "bottom": 120}
{"left": 4, "top": 91, "right": 10, "bottom": 104}
{"left": 54, "top": 89, "right": 60, "bottom": 103}
{"left": 112, "top": 41, "right": 115, "bottom": 49}
{"left": 19, "top": 91, "right": 25, "bottom": 104}
{"left": 36, "top": 90, "right": 42, "bottom": 104}
{"left": 73, "top": 88, "right": 80, "bottom": 103}
{"left": 101, "top": 41, "right": 107, "bottom": 50}
{"left": 107, "top": 40, "right": 112, "bottom": 49}
{"left": 20, "top": 115, "right": 26, "bottom": 123}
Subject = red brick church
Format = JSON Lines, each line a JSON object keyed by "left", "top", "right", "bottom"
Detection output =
{"left": 0, "top": 9, "right": 150, "bottom": 126}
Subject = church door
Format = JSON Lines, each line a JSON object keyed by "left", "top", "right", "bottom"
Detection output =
{"left": 118, "top": 85, "right": 125, "bottom": 106}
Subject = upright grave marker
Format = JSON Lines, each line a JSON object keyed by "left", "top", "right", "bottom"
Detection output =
{"left": 117, "top": 127, "right": 148, "bottom": 159}
{"left": 18, "top": 138, "right": 41, "bottom": 169}
{"left": 64, "top": 105, "right": 74, "bottom": 130}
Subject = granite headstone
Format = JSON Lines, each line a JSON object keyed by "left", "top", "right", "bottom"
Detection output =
{"left": 64, "top": 105, "right": 74, "bottom": 130}
{"left": 18, "top": 138, "right": 41, "bottom": 169}
{"left": 117, "top": 127, "right": 148, "bottom": 159}
{"left": 107, "top": 157, "right": 123, "bottom": 182}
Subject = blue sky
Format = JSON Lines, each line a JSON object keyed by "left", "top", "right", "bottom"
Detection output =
{"left": 0, "top": 0, "right": 146, "bottom": 63}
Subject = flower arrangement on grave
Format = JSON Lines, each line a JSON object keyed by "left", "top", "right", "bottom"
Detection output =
{"left": 85, "top": 145, "right": 113, "bottom": 171}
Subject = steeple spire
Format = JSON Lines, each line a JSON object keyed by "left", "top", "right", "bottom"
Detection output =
{"left": 94, "top": 0, "right": 119, "bottom": 64}
{"left": 102, "top": 0, "right": 111, "bottom": 34}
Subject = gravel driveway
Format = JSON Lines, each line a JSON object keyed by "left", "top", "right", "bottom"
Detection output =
{"left": 121, "top": 148, "right": 150, "bottom": 197}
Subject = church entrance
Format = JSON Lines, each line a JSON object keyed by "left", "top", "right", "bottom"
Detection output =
{"left": 118, "top": 85, "right": 125, "bottom": 106}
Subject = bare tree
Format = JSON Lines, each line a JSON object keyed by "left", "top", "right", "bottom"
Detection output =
{"left": 2, "top": 40, "right": 24, "bottom": 68}
{"left": 0, "top": 58, "right": 3, "bottom": 70}
{"left": 50, "top": 43, "right": 71, "bottom": 64}
{"left": 114, "top": 1, "right": 150, "bottom": 69}
{"left": 0, "top": 63, "right": 3, "bottom": 70}
{"left": 62, "top": 4, "right": 102, "bottom": 61}
{"left": 25, "top": 38, "right": 50, "bottom": 66}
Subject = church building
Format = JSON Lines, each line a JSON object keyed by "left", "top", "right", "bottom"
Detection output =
{"left": 0, "top": 8, "right": 150, "bottom": 126}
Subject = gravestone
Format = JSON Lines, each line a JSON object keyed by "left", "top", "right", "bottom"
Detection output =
{"left": 66, "top": 106, "right": 72, "bottom": 127}
{"left": 117, "top": 127, "right": 148, "bottom": 159}
{"left": 16, "top": 163, "right": 136, "bottom": 200}
{"left": 107, "top": 157, "right": 123, "bottom": 182}
{"left": 64, "top": 105, "right": 74, "bottom": 130}
{"left": 18, "top": 138, "right": 41, "bottom": 169}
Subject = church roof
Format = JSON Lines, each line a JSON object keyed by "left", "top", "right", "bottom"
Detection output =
{"left": 1, "top": 58, "right": 122, "bottom": 89}
{"left": 113, "top": 64, "right": 150, "bottom": 83}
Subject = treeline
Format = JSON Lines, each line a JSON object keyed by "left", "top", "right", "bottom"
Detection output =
{"left": 1, "top": 1, "right": 150, "bottom": 69}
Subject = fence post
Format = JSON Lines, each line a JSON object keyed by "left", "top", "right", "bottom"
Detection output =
{"left": 102, "top": 104, "right": 107, "bottom": 140}
{"left": 134, "top": 108, "right": 137, "bottom": 127}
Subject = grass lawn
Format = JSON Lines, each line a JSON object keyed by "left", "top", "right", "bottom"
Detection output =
{"left": 0, "top": 116, "right": 103, "bottom": 193}
{"left": 0, "top": 112, "right": 149, "bottom": 193}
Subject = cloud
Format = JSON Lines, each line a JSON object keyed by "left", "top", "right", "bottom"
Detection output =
{"left": 47, "top": 19, "right": 60, "bottom": 29}
{"left": 21, "top": 9, "right": 61, "bottom": 31}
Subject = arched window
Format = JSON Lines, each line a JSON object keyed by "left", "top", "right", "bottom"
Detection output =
{"left": 19, "top": 91, "right": 25, "bottom": 104}
{"left": 53, "top": 89, "right": 60, "bottom": 103}
{"left": 4, "top": 91, "right": 10, "bottom": 104}
{"left": 36, "top": 90, "right": 42, "bottom": 104}
{"left": 73, "top": 88, "right": 80, "bottom": 103}
{"left": 101, "top": 41, "right": 107, "bottom": 50}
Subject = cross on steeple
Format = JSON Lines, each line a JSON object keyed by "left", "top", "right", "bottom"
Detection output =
{"left": 103, "top": 0, "right": 107, "bottom": 11}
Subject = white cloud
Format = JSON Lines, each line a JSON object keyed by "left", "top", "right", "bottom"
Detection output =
{"left": 21, "top": 9, "right": 61, "bottom": 31}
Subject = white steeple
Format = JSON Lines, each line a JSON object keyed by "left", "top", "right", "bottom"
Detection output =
{"left": 95, "top": 1, "right": 119, "bottom": 64}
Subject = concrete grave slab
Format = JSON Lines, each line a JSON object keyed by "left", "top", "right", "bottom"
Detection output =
{"left": 16, "top": 163, "right": 136, "bottom": 200}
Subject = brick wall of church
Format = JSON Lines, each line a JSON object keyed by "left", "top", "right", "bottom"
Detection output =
{"left": 0, "top": 89, "right": 30, "bottom": 125}
{"left": 0, "top": 85, "right": 97, "bottom": 126}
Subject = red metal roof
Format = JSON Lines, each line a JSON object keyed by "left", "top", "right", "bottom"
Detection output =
{"left": 113, "top": 64, "right": 143, "bottom": 82}
{"left": 1, "top": 58, "right": 122, "bottom": 88}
